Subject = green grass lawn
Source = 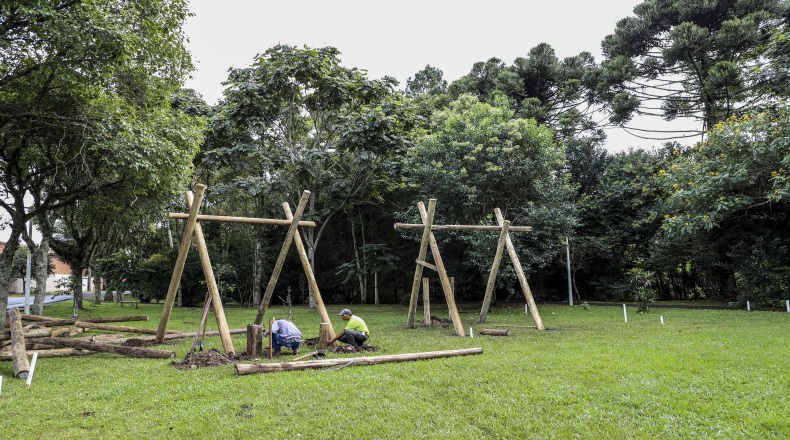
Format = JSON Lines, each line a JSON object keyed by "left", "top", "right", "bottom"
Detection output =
{"left": 2, "top": 301, "right": 789, "bottom": 439}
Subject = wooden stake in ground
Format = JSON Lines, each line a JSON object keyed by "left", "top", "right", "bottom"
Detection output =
{"left": 187, "top": 190, "right": 235, "bottom": 355}
{"left": 422, "top": 278, "right": 431, "bottom": 328}
{"left": 406, "top": 200, "right": 436, "bottom": 329}
{"left": 493, "top": 208, "right": 544, "bottom": 330}
{"left": 417, "top": 201, "right": 465, "bottom": 337}
{"left": 157, "top": 184, "right": 206, "bottom": 343}
{"left": 268, "top": 318, "right": 274, "bottom": 360}
{"left": 9, "top": 308, "right": 30, "bottom": 379}
{"left": 319, "top": 323, "right": 331, "bottom": 350}
{"left": 279, "top": 201, "right": 336, "bottom": 342}
{"left": 246, "top": 324, "right": 263, "bottom": 356}
{"left": 254, "top": 191, "right": 311, "bottom": 325}
{"left": 235, "top": 348, "right": 484, "bottom": 375}
{"left": 479, "top": 220, "right": 510, "bottom": 324}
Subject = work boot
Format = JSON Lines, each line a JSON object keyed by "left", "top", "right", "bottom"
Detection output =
{"left": 293, "top": 346, "right": 300, "bottom": 355}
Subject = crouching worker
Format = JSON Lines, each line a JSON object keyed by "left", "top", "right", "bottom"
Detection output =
{"left": 327, "top": 309, "right": 369, "bottom": 348}
{"left": 266, "top": 319, "right": 302, "bottom": 355}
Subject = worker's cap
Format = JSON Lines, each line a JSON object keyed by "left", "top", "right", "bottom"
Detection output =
{"left": 337, "top": 309, "right": 352, "bottom": 316}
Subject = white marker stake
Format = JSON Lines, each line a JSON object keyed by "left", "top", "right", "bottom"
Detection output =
{"left": 0, "top": 375, "right": 3, "bottom": 398}
{"left": 660, "top": 316, "right": 664, "bottom": 325}
{"left": 469, "top": 327, "right": 473, "bottom": 338}
{"left": 747, "top": 301, "right": 751, "bottom": 311}
{"left": 786, "top": 300, "right": 789, "bottom": 313}
{"left": 623, "top": 304, "right": 628, "bottom": 323}
{"left": 525, "top": 304, "right": 528, "bottom": 314}
{"left": 26, "top": 352, "right": 38, "bottom": 388}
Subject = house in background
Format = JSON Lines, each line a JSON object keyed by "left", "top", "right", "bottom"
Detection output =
{"left": 1, "top": 242, "right": 75, "bottom": 293}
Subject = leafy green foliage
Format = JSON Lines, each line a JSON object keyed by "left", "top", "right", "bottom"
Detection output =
{"left": 400, "top": 94, "right": 572, "bottom": 299}
{"left": 658, "top": 103, "right": 790, "bottom": 305}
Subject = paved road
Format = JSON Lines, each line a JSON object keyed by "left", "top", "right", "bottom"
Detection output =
{"left": 6, "top": 291, "right": 104, "bottom": 311}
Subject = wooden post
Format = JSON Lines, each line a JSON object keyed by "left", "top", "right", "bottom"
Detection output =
{"left": 246, "top": 324, "right": 263, "bottom": 356}
{"left": 417, "top": 203, "right": 466, "bottom": 337}
{"left": 479, "top": 220, "right": 510, "bottom": 324}
{"left": 422, "top": 278, "right": 431, "bottom": 328}
{"left": 319, "top": 323, "right": 331, "bottom": 350}
{"left": 494, "top": 208, "right": 545, "bottom": 330}
{"left": 9, "top": 308, "right": 30, "bottom": 379}
{"left": 279, "top": 201, "right": 336, "bottom": 342}
{"left": 255, "top": 191, "right": 311, "bottom": 325}
{"left": 235, "top": 348, "right": 484, "bottom": 375}
{"left": 268, "top": 318, "right": 274, "bottom": 360}
{"left": 188, "top": 191, "right": 235, "bottom": 355}
{"left": 478, "top": 328, "right": 511, "bottom": 336}
{"left": 157, "top": 185, "right": 206, "bottom": 343}
{"left": 407, "top": 200, "right": 436, "bottom": 329}
{"left": 188, "top": 290, "right": 212, "bottom": 355}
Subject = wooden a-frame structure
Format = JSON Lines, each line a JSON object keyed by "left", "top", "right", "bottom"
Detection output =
{"left": 156, "top": 185, "right": 337, "bottom": 355}
{"left": 395, "top": 199, "right": 545, "bottom": 336}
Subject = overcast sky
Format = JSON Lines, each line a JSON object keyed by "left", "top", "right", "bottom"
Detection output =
{"left": 183, "top": 0, "right": 702, "bottom": 152}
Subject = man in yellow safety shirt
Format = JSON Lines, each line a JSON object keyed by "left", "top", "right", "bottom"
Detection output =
{"left": 327, "top": 308, "right": 369, "bottom": 348}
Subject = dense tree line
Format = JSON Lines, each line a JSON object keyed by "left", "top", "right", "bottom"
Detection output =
{"left": 2, "top": 0, "right": 789, "bottom": 322}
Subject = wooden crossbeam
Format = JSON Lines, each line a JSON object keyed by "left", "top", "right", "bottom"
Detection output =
{"left": 415, "top": 259, "right": 437, "bottom": 271}
{"left": 395, "top": 223, "right": 532, "bottom": 232}
{"left": 168, "top": 213, "right": 316, "bottom": 228}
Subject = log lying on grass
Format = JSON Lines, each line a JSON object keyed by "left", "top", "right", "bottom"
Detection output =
{"left": 0, "top": 326, "right": 52, "bottom": 341}
{"left": 478, "top": 328, "right": 511, "bottom": 336}
{"left": 21, "top": 314, "right": 149, "bottom": 326}
{"left": 0, "top": 348, "right": 92, "bottom": 360}
{"left": 50, "top": 326, "right": 85, "bottom": 337}
{"left": 35, "top": 337, "right": 175, "bottom": 359}
{"left": 234, "top": 348, "right": 484, "bottom": 375}
{"left": 106, "top": 328, "right": 247, "bottom": 345}
{"left": 73, "top": 321, "right": 172, "bottom": 335}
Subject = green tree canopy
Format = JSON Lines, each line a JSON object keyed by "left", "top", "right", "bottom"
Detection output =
{"left": 599, "top": 0, "right": 790, "bottom": 132}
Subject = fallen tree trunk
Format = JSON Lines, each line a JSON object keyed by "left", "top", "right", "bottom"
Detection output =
{"left": 9, "top": 308, "right": 30, "bottom": 378}
{"left": 0, "top": 348, "right": 93, "bottom": 360}
{"left": 35, "top": 337, "right": 175, "bottom": 359}
{"left": 478, "top": 328, "right": 511, "bottom": 336}
{"left": 74, "top": 321, "right": 170, "bottom": 335}
{"left": 234, "top": 348, "right": 483, "bottom": 375}
{"left": 21, "top": 315, "right": 149, "bottom": 326}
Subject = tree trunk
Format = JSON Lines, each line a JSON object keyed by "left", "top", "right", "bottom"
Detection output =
{"left": 92, "top": 269, "right": 102, "bottom": 304}
{"left": 32, "top": 235, "right": 50, "bottom": 315}
{"left": 350, "top": 211, "right": 364, "bottom": 303}
{"left": 0, "top": 224, "right": 25, "bottom": 328}
{"left": 0, "top": 349, "right": 91, "bottom": 360}
{"left": 235, "top": 348, "right": 483, "bottom": 375}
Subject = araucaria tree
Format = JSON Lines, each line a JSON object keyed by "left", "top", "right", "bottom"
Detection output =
{"left": 599, "top": 0, "right": 790, "bottom": 132}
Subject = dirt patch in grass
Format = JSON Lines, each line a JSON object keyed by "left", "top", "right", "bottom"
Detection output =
{"left": 170, "top": 349, "right": 259, "bottom": 370}
{"left": 171, "top": 337, "right": 381, "bottom": 370}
